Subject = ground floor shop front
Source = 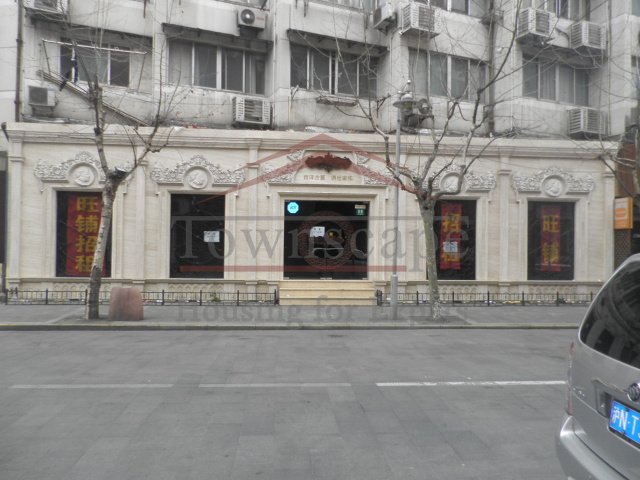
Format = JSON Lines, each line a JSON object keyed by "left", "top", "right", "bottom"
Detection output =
{"left": 3, "top": 124, "right": 616, "bottom": 303}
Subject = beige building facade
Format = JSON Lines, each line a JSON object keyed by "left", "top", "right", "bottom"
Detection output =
{"left": 1, "top": 0, "right": 636, "bottom": 299}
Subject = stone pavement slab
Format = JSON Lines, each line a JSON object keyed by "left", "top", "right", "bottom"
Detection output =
{"left": 0, "top": 303, "right": 588, "bottom": 330}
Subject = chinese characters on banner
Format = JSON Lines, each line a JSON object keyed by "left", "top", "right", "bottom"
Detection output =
{"left": 65, "top": 193, "right": 105, "bottom": 276}
{"left": 439, "top": 202, "right": 462, "bottom": 270}
{"left": 540, "top": 204, "right": 561, "bottom": 272}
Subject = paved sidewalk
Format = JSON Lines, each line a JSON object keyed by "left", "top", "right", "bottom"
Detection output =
{"left": 0, "top": 303, "right": 588, "bottom": 330}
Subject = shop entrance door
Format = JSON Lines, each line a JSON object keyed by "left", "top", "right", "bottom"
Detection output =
{"left": 283, "top": 200, "right": 369, "bottom": 279}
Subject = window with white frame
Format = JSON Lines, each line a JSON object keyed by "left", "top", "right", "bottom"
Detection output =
{"left": 290, "top": 44, "right": 378, "bottom": 98}
{"left": 413, "top": 0, "right": 469, "bottom": 14}
{"left": 522, "top": 0, "right": 590, "bottom": 20}
{"left": 60, "top": 42, "right": 131, "bottom": 87}
{"left": 523, "top": 56, "right": 589, "bottom": 106}
{"left": 168, "top": 41, "right": 265, "bottom": 95}
{"left": 410, "top": 49, "right": 486, "bottom": 101}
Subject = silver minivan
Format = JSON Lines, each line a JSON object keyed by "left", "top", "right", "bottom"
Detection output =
{"left": 556, "top": 253, "right": 640, "bottom": 479}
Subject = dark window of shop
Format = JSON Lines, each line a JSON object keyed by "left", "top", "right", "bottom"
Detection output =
{"left": 527, "top": 202, "right": 575, "bottom": 280}
{"left": 170, "top": 194, "right": 225, "bottom": 278}
{"left": 56, "top": 191, "right": 111, "bottom": 277}
{"left": 433, "top": 200, "right": 476, "bottom": 280}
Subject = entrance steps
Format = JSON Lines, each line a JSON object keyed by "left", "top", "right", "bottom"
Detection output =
{"left": 278, "top": 280, "right": 377, "bottom": 306}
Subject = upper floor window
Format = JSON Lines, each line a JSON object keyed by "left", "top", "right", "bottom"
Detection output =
{"left": 410, "top": 49, "right": 486, "bottom": 102}
{"left": 320, "top": 0, "right": 370, "bottom": 9}
{"left": 61, "top": 42, "right": 130, "bottom": 87}
{"left": 523, "top": 56, "right": 589, "bottom": 106}
{"left": 412, "top": 0, "right": 467, "bottom": 14}
{"left": 168, "top": 41, "right": 265, "bottom": 95}
{"left": 522, "top": 0, "right": 590, "bottom": 20}
{"left": 634, "top": 0, "right": 640, "bottom": 16}
{"left": 290, "top": 44, "right": 377, "bottom": 98}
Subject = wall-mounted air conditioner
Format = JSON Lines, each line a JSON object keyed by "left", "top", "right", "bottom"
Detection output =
{"left": 28, "top": 86, "right": 56, "bottom": 107}
{"left": 568, "top": 107, "right": 605, "bottom": 137}
{"left": 400, "top": 2, "right": 438, "bottom": 37}
{"left": 232, "top": 97, "right": 271, "bottom": 126}
{"left": 570, "top": 22, "right": 606, "bottom": 52}
{"left": 373, "top": 3, "right": 395, "bottom": 31}
{"left": 23, "top": 0, "right": 67, "bottom": 13}
{"left": 237, "top": 7, "right": 267, "bottom": 30}
{"left": 517, "top": 8, "right": 553, "bottom": 41}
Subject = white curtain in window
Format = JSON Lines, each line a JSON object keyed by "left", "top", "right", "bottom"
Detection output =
{"left": 429, "top": 53, "right": 447, "bottom": 97}
{"left": 337, "top": 53, "right": 358, "bottom": 96}
{"left": 558, "top": 64, "right": 574, "bottom": 103}
{"left": 311, "top": 50, "right": 331, "bottom": 92}
{"left": 194, "top": 44, "right": 217, "bottom": 88}
{"left": 451, "top": 57, "right": 469, "bottom": 99}
{"left": 169, "top": 41, "right": 192, "bottom": 85}
{"left": 540, "top": 62, "right": 556, "bottom": 100}
{"left": 409, "top": 50, "right": 428, "bottom": 95}
{"left": 575, "top": 69, "right": 589, "bottom": 106}
{"left": 223, "top": 49, "right": 244, "bottom": 92}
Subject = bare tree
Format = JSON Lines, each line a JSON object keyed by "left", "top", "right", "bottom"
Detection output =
{"left": 53, "top": 27, "right": 177, "bottom": 319}
{"left": 312, "top": 1, "right": 522, "bottom": 320}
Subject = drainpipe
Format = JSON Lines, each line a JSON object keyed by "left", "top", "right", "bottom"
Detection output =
{"left": 15, "top": 0, "right": 23, "bottom": 122}
{"left": 487, "top": 0, "right": 496, "bottom": 135}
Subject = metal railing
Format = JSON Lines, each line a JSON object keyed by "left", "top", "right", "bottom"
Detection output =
{"left": 376, "top": 290, "right": 595, "bottom": 306}
{"left": 3, "top": 288, "right": 278, "bottom": 306}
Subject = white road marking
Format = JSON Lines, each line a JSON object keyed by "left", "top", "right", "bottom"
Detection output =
{"left": 376, "top": 380, "right": 566, "bottom": 387}
{"left": 199, "top": 383, "right": 352, "bottom": 388}
{"left": 11, "top": 384, "right": 174, "bottom": 389}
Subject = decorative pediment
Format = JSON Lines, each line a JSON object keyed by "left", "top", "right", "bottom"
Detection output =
{"left": 430, "top": 164, "right": 496, "bottom": 192}
{"left": 512, "top": 166, "right": 595, "bottom": 196}
{"left": 150, "top": 155, "right": 245, "bottom": 188}
{"left": 33, "top": 151, "right": 106, "bottom": 190}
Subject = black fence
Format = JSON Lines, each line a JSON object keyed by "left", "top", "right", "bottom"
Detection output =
{"left": 3, "top": 287, "right": 594, "bottom": 307}
{"left": 3, "top": 288, "right": 278, "bottom": 306}
{"left": 375, "top": 290, "right": 595, "bottom": 306}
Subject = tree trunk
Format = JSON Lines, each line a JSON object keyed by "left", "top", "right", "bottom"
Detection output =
{"left": 85, "top": 184, "right": 116, "bottom": 320}
{"left": 420, "top": 201, "right": 442, "bottom": 320}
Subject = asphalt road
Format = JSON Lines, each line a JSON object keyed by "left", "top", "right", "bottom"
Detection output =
{"left": 0, "top": 329, "right": 574, "bottom": 480}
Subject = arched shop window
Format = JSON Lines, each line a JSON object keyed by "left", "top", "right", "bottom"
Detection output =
{"left": 170, "top": 194, "right": 225, "bottom": 278}
{"left": 527, "top": 201, "right": 575, "bottom": 280}
{"left": 433, "top": 200, "right": 476, "bottom": 280}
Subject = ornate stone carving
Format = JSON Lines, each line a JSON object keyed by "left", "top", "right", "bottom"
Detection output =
{"left": 33, "top": 151, "right": 106, "bottom": 189}
{"left": 430, "top": 164, "right": 496, "bottom": 192}
{"left": 354, "top": 152, "right": 370, "bottom": 165}
{"left": 362, "top": 167, "right": 394, "bottom": 185}
{"left": 262, "top": 163, "right": 295, "bottom": 184}
{"left": 512, "top": 166, "right": 595, "bottom": 194}
{"left": 287, "top": 150, "right": 306, "bottom": 163}
{"left": 150, "top": 155, "right": 245, "bottom": 186}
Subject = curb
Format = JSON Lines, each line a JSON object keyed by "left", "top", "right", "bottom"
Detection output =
{"left": 0, "top": 322, "right": 580, "bottom": 331}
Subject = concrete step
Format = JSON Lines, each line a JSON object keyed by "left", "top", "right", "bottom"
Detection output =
{"left": 278, "top": 280, "right": 377, "bottom": 306}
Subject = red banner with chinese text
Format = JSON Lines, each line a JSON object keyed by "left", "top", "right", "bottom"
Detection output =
{"left": 540, "top": 204, "right": 561, "bottom": 272}
{"left": 65, "top": 193, "right": 105, "bottom": 276}
{"left": 439, "top": 202, "right": 462, "bottom": 270}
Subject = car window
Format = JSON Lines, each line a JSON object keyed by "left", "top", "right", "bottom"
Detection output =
{"left": 579, "top": 260, "right": 640, "bottom": 367}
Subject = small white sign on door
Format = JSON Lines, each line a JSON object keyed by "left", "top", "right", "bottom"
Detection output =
{"left": 204, "top": 231, "right": 220, "bottom": 243}
{"left": 310, "top": 226, "right": 325, "bottom": 237}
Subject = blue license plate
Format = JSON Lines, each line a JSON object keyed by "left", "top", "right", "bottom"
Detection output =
{"left": 609, "top": 400, "right": 640, "bottom": 446}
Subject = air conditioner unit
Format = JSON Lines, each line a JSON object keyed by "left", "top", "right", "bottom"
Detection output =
{"left": 570, "top": 22, "right": 605, "bottom": 51}
{"left": 237, "top": 7, "right": 267, "bottom": 30}
{"left": 517, "top": 8, "right": 553, "bottom": 41}
{"left": 28, "top": 86, "right": 56, "bottom": 107}
{"left": 232, "top": 96, "right": 271, "bottom": 126}
{"left": 373, "top": 3, "right": 395, "bottom": 31}
{"left": 400, "top": 2, "right": 438, "bottom": 37}
{"left": 23, "top": 0, "right": 67, "bottom": 13}
{"left": 568, "top": 107, "right": 605, "bottom": 137}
